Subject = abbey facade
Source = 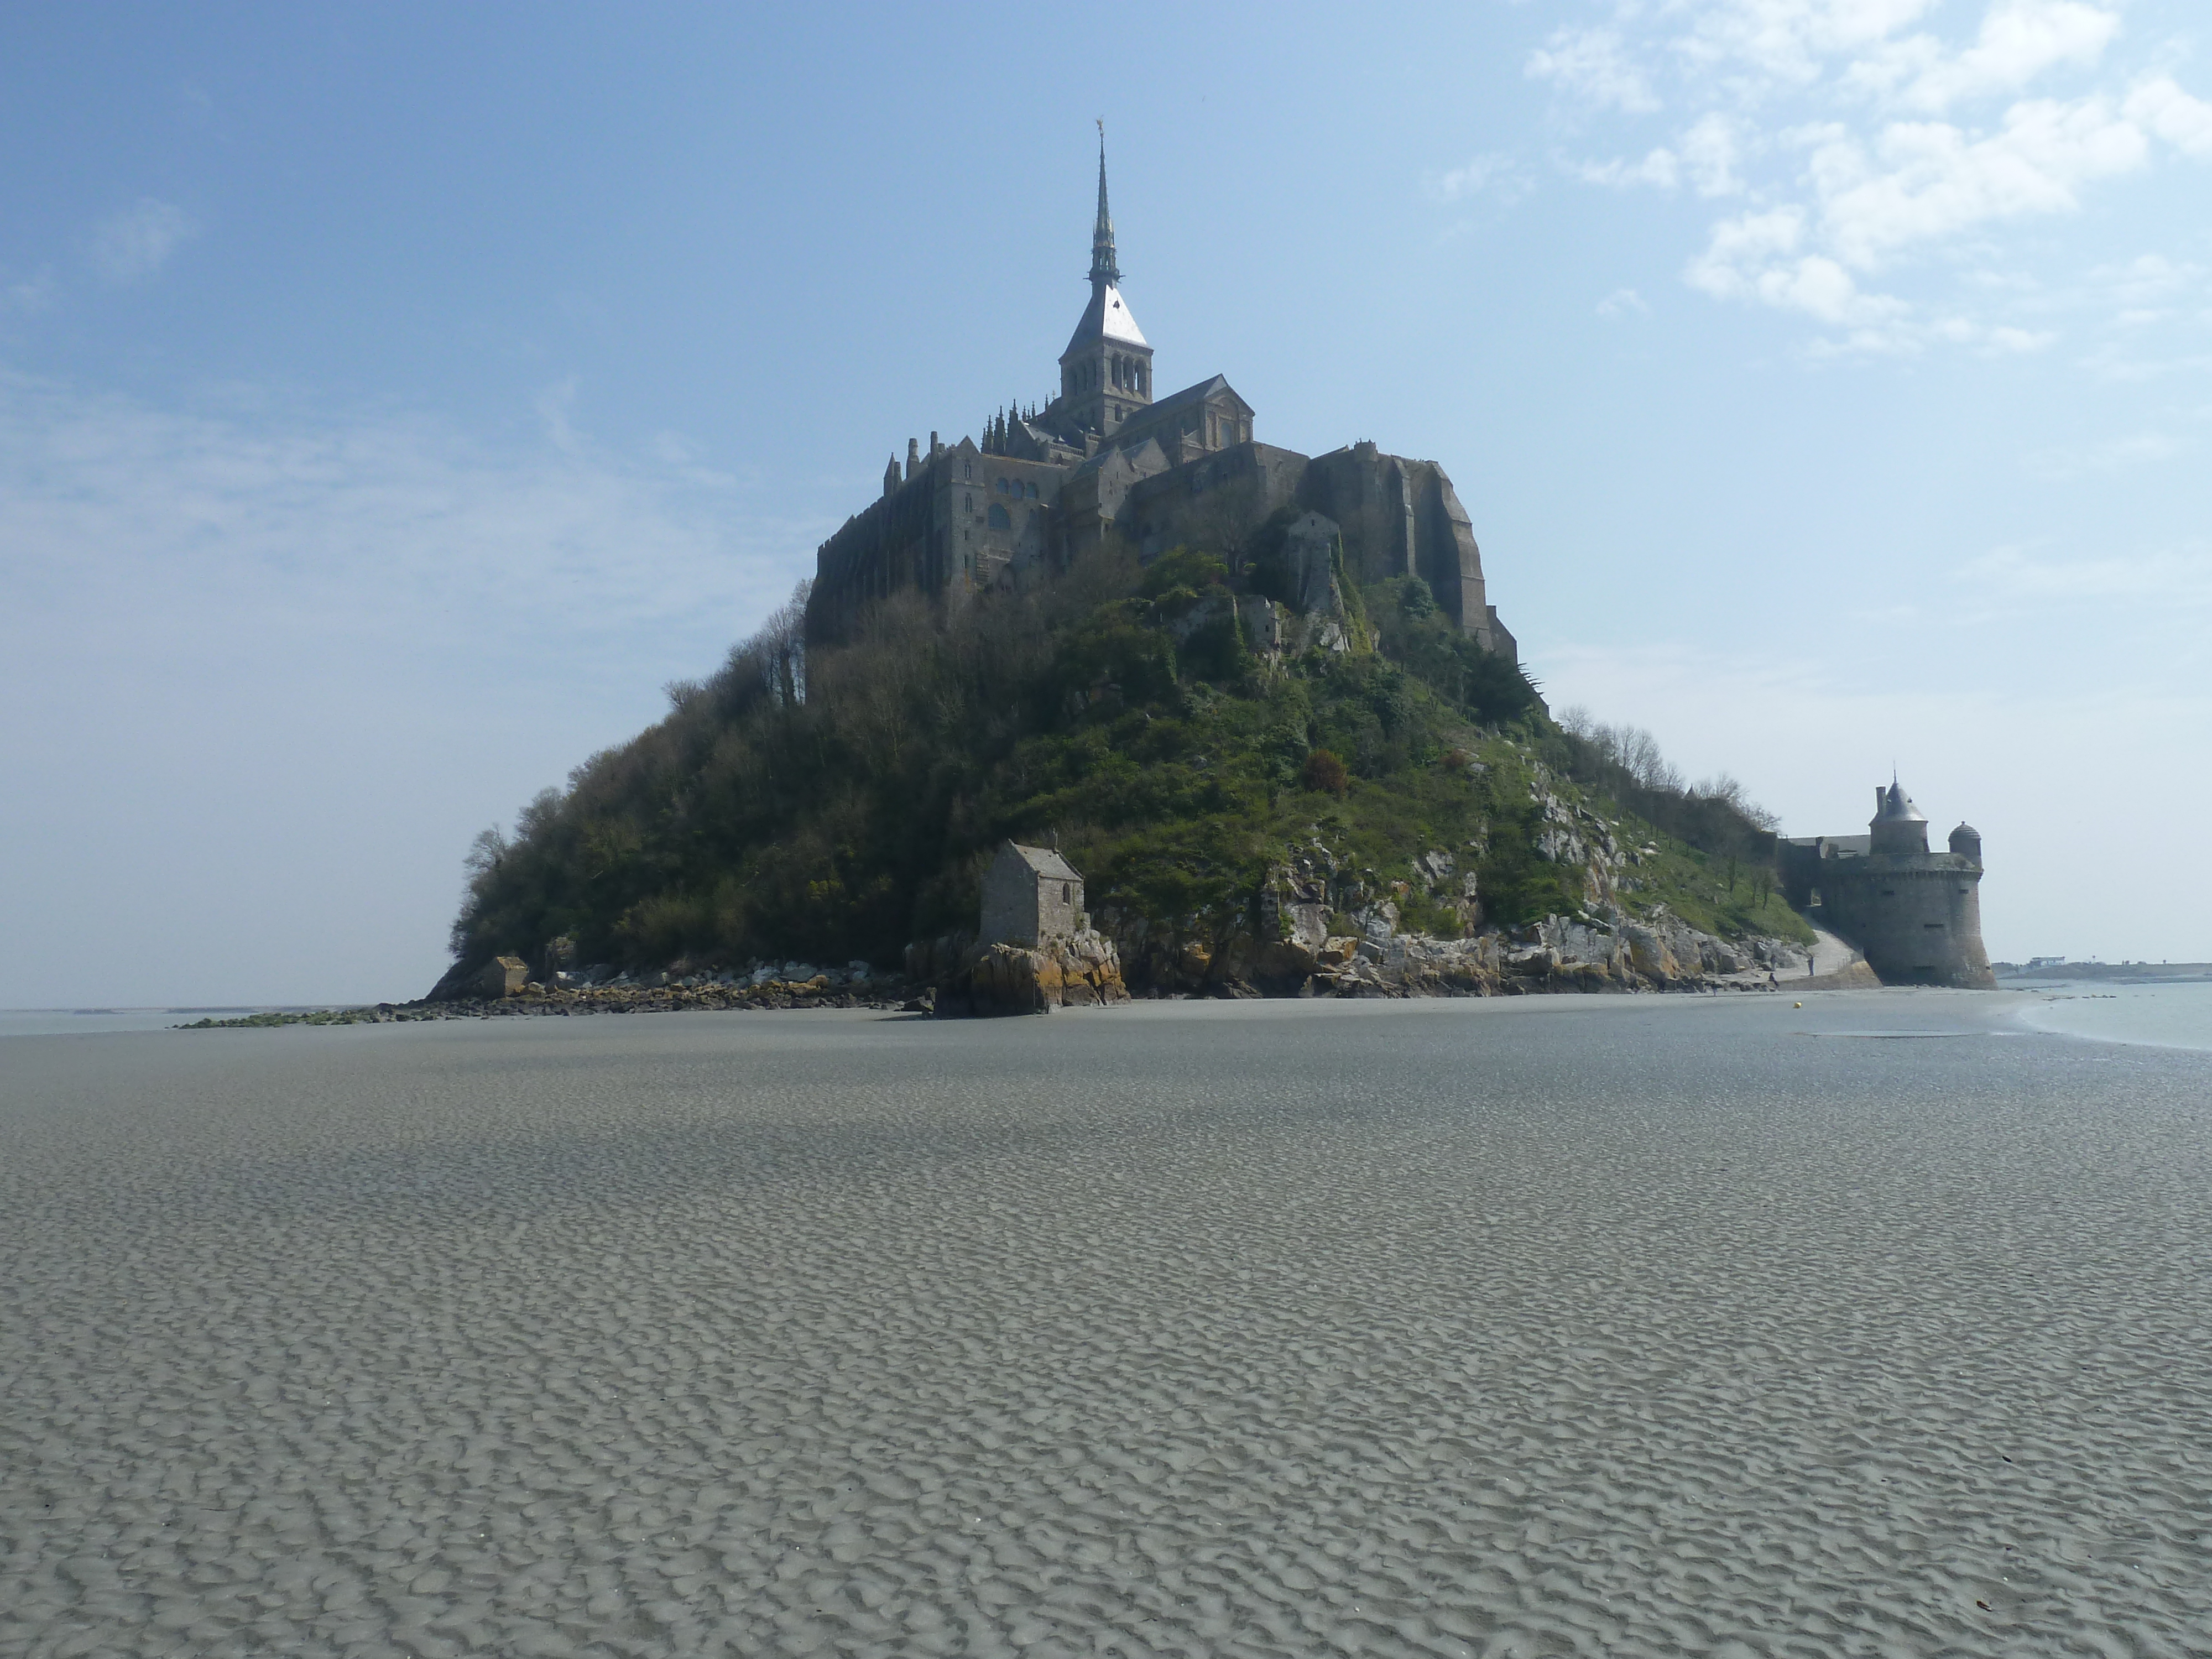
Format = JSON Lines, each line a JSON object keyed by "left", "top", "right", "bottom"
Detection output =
{"left": 804, "top": 143, "right": 1516, "bottom": 664}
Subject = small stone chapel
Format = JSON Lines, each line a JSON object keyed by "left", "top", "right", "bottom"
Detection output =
{"left": 980, "top": 842, "right": 1086, "bottom": 948}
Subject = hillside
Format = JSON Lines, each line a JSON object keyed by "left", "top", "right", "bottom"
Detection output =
{"left": 442, "top": 535, "right": 1809, "bottom": 996}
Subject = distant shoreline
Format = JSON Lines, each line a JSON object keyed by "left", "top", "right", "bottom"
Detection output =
{"left": 1995, "top": 962, "right": 2212, "bottom": 986}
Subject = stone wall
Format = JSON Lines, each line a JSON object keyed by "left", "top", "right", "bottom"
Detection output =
{"left": 808, "top": 431, "right": 1514, "bottom": 658}
{"left": 1819, "top": 856, "right": 1996, "bottom": 989}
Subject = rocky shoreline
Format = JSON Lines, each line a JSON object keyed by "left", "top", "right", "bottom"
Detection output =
{"left": 181, "top": 906, "right": 1867, "bottom": 1030}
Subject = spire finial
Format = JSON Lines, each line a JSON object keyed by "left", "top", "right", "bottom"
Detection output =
{"left": 1089, "top": 119, "right": 1120, "bottom": 289}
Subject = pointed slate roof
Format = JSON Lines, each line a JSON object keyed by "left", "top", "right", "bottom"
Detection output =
{"left": 1063, "top": 281, "right": 1148, "bottom": 354}
{"left": 1875, "top": 779, "right": 1927, "bottom": 823}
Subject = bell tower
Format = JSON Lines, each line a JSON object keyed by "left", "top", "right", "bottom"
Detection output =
{"left": 1057, "top": 125, "right": 1154, "bottom": 438}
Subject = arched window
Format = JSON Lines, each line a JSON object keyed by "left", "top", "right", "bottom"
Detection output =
{"left": 1025, "top": 482, "right": 1039, "bottom": 499}
{"left": 988, "top": 502, "right": 1011, "bottom": 530}
{"left": 995, "top": 478, "right": 1009, "bottom": 493}
{"left": 1061, "top": 883, "right": 1071, "bottom": 903}
{"left": 964, "top": 493, "right": 974, "bottom": 512}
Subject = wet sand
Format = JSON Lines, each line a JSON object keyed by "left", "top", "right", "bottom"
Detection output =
{"left": 3, "top": 992, "right": 2208, "bottom": 1656}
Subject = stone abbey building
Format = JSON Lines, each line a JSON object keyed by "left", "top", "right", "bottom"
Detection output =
{"left": 804, "top": 140, "right": 1516, "bottom": 662}
{"left": 1777, "top": 781, "right": 1996, "bottom": 989}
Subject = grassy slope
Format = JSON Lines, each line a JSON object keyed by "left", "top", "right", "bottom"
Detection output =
{"left": 448, "top": 545, "right": 1809, "bottom": 984}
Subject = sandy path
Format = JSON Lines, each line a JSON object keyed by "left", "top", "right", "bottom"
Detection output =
{"left": 2, "top": 993, "right": 2208, "bottom": 1656}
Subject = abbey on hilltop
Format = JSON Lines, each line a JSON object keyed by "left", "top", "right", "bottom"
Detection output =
{"left": 805, "top": 135, "right": 1516, "bottom": 661}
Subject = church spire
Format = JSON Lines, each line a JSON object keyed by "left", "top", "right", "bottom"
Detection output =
{"left": 1089, "top": 119, "right": 1119, "bottom": 289}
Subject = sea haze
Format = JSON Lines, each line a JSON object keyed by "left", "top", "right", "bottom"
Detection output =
{"left": 3, "top": 993, "right": 2207, "bottom": 1655}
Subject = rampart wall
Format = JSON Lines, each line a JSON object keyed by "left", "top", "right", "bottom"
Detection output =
{"left": 1815, "top": 854, "right": 1995, "bottom": 989}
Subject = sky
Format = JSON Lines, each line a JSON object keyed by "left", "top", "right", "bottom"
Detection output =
{"left": 3, "top": 1, "right": 2208, "bottom": 1006}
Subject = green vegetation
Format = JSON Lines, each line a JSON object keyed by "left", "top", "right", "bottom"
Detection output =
{"left": 447, "top": 541, "right": 1804, "bottom": 985}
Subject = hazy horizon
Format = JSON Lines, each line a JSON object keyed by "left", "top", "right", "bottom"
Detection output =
{"left": 6, "top": 1, "right": 2208, "bottom": 1005}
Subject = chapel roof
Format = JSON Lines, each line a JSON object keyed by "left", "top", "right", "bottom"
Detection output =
{"left": 1004, "top": 841, "right": 1083, "bottom": 883}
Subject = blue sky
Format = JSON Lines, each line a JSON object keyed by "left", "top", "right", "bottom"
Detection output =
{"left": 4, "top": 1, "right": 2208, "bottom": 1005}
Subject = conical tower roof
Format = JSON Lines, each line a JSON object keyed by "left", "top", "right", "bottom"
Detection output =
{"left": 1875, "top": 778, "right": 1928, "bottom": 823}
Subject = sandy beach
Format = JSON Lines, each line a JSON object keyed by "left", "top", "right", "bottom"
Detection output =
{"left": 4, "top": 991, "right": 2208, "bottom": 1656}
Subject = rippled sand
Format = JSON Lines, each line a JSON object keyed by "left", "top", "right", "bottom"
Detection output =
{"left": 4, "top": 992, "right": 2209, "bottom": 1657}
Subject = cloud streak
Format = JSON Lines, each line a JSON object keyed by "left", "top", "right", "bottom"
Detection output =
{"left": 90, "top": 198, "right": 198, "bottom": 285}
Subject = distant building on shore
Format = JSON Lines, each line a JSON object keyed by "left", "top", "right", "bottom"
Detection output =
{"left": 1777, "top": 781, "right": 1996, "bottom": 989}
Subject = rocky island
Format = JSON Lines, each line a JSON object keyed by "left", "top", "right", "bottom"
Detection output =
{"left": 412, "top": 145, "right": 1850, "bottom": 1020}
{"left": 224, "top": 145, "right": 1999, "bottom": 1028}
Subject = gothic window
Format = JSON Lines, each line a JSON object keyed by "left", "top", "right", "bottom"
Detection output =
{"left": 963, "top": 461, "right": 973, "bottom": 479}
{"left": 965, "top": 493, "right": 974, "bottom": 512}
{"left": 988, "top": 503, "right": 1011, "bottom": 530}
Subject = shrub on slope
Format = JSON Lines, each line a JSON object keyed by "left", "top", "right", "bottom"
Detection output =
{"left": 446, "top": 545, "right": 1802, "bottom": 985}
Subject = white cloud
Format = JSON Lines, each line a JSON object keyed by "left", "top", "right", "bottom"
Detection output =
{"left": 1579, "top": 148, "right": 1682, "bottom": 189}
{"left": 90, "top": 198, "right": 199, "bottom": 285}
{"left": 1983, "top": 323, "right": 2057, "bottom": 352}
{"left": 1810, "top": 96, "right": 2149, "bottom": 271}
{"left": 2124, "top": 74, "right": 2212, "bottom": 158}
{"left": 1672, "top": 0, "right": 1942, "bottom": 91}
{"left": 1680, "top": 113, "right": 1747, "bottom": 194}
{"left": 1431, "top": 152, "right": 1528, "bottom": 202}
{"left": 1852, "top": 0, "right": 2120, "bottom": 112}
{"left": 2, "top": 267, "right": 55, "bottom": 313}
{"left": 1688, "top": 204, "right": 1909, "bottom": 328}
{"left": 2023, "top": 430, "right": 2183, "bottom": 478}
{"left": 1522, "top": 0, "right": 2212, "bottom": 349}
{"left": 1527, "top": 28, "right": 1661, "bottom": 112}
{"left": 1597, "top": 286, "right": 1651, "bottom": 317}
{"left": 1965, "top": 540, "right": 2212, "bottom": 601}
{"left": 1574, "top": 113, "right": 1743, "bottom": 195}
{"left": 2094, "top": 253, "right": 2201, "bottom": 306}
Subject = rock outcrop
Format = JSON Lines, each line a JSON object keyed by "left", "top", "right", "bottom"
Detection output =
{"left": 948, "top": 929, "right": 1131, "bottom": 1016}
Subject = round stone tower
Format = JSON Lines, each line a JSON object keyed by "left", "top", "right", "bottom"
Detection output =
{"left": 1816, "top": 780, "right": 1995, "bottom": 988}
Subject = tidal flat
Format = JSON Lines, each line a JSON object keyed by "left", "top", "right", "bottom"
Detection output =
{"left": 3, "top": 993, "right": 2208, "bottom": 1657}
